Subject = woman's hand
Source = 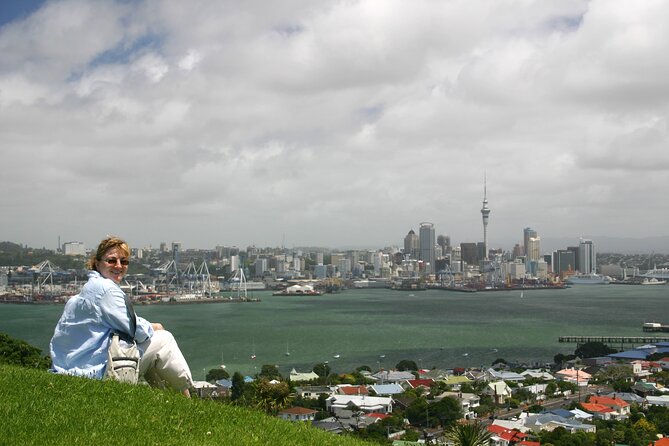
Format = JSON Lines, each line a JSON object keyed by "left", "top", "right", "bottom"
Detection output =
{"left": 151, "top": 323, "right": 165, "bottom": 331}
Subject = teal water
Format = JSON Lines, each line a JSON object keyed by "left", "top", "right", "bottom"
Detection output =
{"left": 1, "top": 285, "right": 667, "bottom": 379}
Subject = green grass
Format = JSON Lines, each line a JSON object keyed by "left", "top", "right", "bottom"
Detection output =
{"left": 0, "top": 364, "right": 370, "bottom": 445}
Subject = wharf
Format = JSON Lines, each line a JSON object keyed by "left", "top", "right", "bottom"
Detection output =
{"left": 559, "top": 335, "right": 669, "bottom": 348}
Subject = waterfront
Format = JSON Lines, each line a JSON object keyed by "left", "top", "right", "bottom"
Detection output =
{"left": 1, "top": 285, "right": 667, "bottom": 379}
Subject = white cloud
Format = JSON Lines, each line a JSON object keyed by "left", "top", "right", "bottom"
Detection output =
{"left": 1, "top": 0, "right": 668, "bottom": 251}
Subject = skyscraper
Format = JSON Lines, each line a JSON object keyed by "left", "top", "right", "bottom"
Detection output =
{"left": 419, "top": 222, "right": 435, "bottom": 274}
{"left": 480, "top": 176, "right": 491, "bottom": 260}
{"left": 404, "top": 229, "right": 420, "bottom": 260}
{"left": 523, "top": 228, "right": 537, "bottom": 258}
{"left": 579, "top": 238, "right": 596, "bottom": 274}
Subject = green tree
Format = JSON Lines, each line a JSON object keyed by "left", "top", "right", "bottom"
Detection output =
{"left": 429, "top": 396, "right": 463, "bottom": 427}
{"left": 205, "top": 368, "right": 229, "bottom": 382}
{"left": 574, "top": 341, "right": 617, "bottom": 359}
{"left": 405, "top": 397, "right": 430, "bottom": 427}
{"left": 444, "top": 422, "right": 492, "bottom": 446}
{"left": 231, "top": 371, "right": 245, "bottom": 401}
{"left": 259, "top": 364, "right": 281, "bottom": 380}
{"left": 251, "top": 380, "right": 292, "bottom": 414}
{"left": 312, "top": 362, "right": 331, "bottom": 377}
{"left": 0, "top": 333, "right": 51, "bottom": 369}
{"left": 396, "top": 359, "right": 418, "bottom": 371}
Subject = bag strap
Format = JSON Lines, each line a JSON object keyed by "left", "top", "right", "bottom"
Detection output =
{"left": 117, "top": 293, "right": 137, "bottom": 343}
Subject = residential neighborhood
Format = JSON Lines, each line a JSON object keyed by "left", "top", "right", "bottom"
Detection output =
{"left": 193, "top": 340, "right": 669, "bottom": 445}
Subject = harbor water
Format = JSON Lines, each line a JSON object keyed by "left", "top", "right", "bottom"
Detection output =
{"left": 1, "top": 285, "right": 668, "bottom": 379}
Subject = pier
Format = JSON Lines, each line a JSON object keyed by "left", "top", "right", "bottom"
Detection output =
{"left": 558, "top": 335, "right": 669, "bottom": 349}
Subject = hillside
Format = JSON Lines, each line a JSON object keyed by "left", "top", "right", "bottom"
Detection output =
{"left": 0, "top": 364, "right": 370, "bottom": 446}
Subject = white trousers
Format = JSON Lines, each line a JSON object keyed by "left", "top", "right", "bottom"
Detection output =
{"left": 138, "top": 330, "right": 193, "bottom": 392}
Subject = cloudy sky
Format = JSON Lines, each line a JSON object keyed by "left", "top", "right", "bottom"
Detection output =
{"left": 1, "top": 0, "right": 668, "bottom": 252}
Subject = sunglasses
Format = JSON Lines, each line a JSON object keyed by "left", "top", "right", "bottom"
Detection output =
{"left": 103, "top": 257, "right": 130, "bottom": 266}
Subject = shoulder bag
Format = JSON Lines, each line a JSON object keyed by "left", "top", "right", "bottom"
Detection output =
{"left": 104, "top": 293, "right": 140, "bottom": 384}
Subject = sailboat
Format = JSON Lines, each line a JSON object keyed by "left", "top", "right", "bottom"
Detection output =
{"left": 250, "top": 342, "right": 257, "bottom": 360}
{"left": 220, "top": 352, "right": 226, "bottom": 369}
{"left": 285, "top": 342, "right": 291, "bottom": 356}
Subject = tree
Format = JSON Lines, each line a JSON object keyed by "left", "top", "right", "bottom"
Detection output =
{"left": 313, "top": 362, "right": 331, "bottom": 377}
{"left": 574, "top": 341, "right": 616, "bottom": 359}
{"left": 259, "top": 364, "right": 281, "bottom": 380}
{"left": 444, "top": 422, "right": 492, "bottom": 446}
{"left": 0, "top": 333, "right": 51, "bottom": 369}
{"left": 251, "top": 380, "right": 292, "bottom": 414}
{"left": 396, "top": 359, "right": 418, "bottom": 371}
{"left": 205, "top": 368, "right": 229, "bottom": 382}
{"left": 231, "top": 371, "right": 245, "bottom": 401}
{"left": 429, "top": 396, "right": 463, "bottom": 428}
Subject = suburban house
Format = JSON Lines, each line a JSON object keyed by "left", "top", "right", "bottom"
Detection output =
{"left": 487, "top": 368, "right": 526, "bottom": 383}
{"left": 588, "top": 395, "right": 631, "bottom": 419}
{"left": 278, "top": 406, "right": 318, "bottom": 422}
{"left": 441, "top": 375, "right": 473, "bottom": 388}
{"left": 488, "top": 424, "right": 528, "bottom": 446}
{"left": 326, "top": 394, "right": 393, "bottom": 416}
{"left": 520, "top": 369, "right": 555, "bottom": 380}
{"left": 289, "top": 368, "right": 320, "bottom": 382}
{"left": 580, "top": 402, "right": 616, "bottom": 420}
{"left": 371, "top": 370, "right": 416, "bottom": 383}
{"left": 404, "top": 378, "right": 435, "bottom": 391}
{"left": 336, "top": 385, "right": 369, "bottom": 396}
{"left": 295, "top": 385, "right": 333, "bottom": 399}
{"left": 369, "top": 383, "right": 404, "bottom": 396}
{"left": 521, "top": 413, "right": 597, "bottom": 433}
{"left": 555, "top": 368, "right": 592, "bottom": 386}
{"left": 646, "top": 395, "right": 669, "bottom": 407}
{"left": 484, "top": 381, "right": 513, "bottom": 404}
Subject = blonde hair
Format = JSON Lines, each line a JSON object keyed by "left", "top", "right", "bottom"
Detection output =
{"left": 86, "top": 236, "right": 131, "bottom": 271}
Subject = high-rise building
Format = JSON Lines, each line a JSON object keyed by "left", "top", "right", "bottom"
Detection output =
{"left": 63, "top": 241, "right": 86, "bottom": 256}
{"left": 255, "top": 258, "right": 268, "bottom": 277}
{"left": 460, "top": 242, "right": 478, "bottom": 266}
{"left": 481, "top": 176, "right": 491, "bottom": 260}
{"left": 419, "top": 222, "right": 435, "bottom": 274}
{"left": 437, "top": 234, "right": 450, "bottom": 257}
{"left": 567, "top": 246, "right": 580, "bottom": 272}
{"left": 553, "top": 249, "right": 575, "bottom": 277}
{"left": 404, "top": 230, "right": 420, "bottom": 260}
{"left": 579, "top": 239, "right": 596, "bottom": 273}
{"left": 527, "top": 236, "right": 541, "bottom": 262}
{"left": 523, "top": 228, "right": 537, "bottom": 259}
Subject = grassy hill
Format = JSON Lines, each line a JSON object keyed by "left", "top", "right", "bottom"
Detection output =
{"left": 0, "top": 364, "right": 371, "bottom": 445}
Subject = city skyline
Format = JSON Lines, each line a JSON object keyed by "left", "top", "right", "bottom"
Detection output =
{"left": 1, "top": 1, "right": 669, "bottom": 251}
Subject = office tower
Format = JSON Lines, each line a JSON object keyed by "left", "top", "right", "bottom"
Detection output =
{"left": 567, "top": 246, "right": 580, "bottom": 272}
{"left": 553, "top": 249, "right": 576, "bottom": 277}
{"left": 437, "top": 234, "right": 450, "bottom": 257}
{"left": 404, "top": 229, "right": 420, "bottom": 260}
{"left": 460, "top": 242, "right": 478, "bottom": 266}
{"left": 527, "top": 236, "right": 541, "bottom": 262}
{"left": 523, "top": 228, "right": 537, "bottom": 258}
{"left": 512, "top": 244, "right": 524, "bottom": 259}
{"left": 419, "top": 222, "right": 436, "bottom": 274}
{"left": 579, "top": 239, "right": 596, "bottom": 273}
{"left": 481, "top": 176, "right": 491, "bottom": 260}
{"left": 255, "top": 258, "right": 268, "bottom": 277}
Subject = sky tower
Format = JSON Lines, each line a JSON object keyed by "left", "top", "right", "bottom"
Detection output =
{"left": 481, "top": 174, "right": 491, "bottom": 260}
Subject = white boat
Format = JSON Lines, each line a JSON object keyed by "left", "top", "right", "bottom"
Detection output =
{"left": 640, "top": 277, "right": 667, "bottom": 285}
{"left": 566, "top": 273, "right": 611, "bottom": 285}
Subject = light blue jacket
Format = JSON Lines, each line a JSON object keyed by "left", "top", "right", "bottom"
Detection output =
{"left": 50, "top": 271, "right": 153, "bottom": 379}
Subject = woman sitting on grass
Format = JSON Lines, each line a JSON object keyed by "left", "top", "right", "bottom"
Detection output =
{"left": 50, "top": 236, "right": 193, "bottom": 397}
